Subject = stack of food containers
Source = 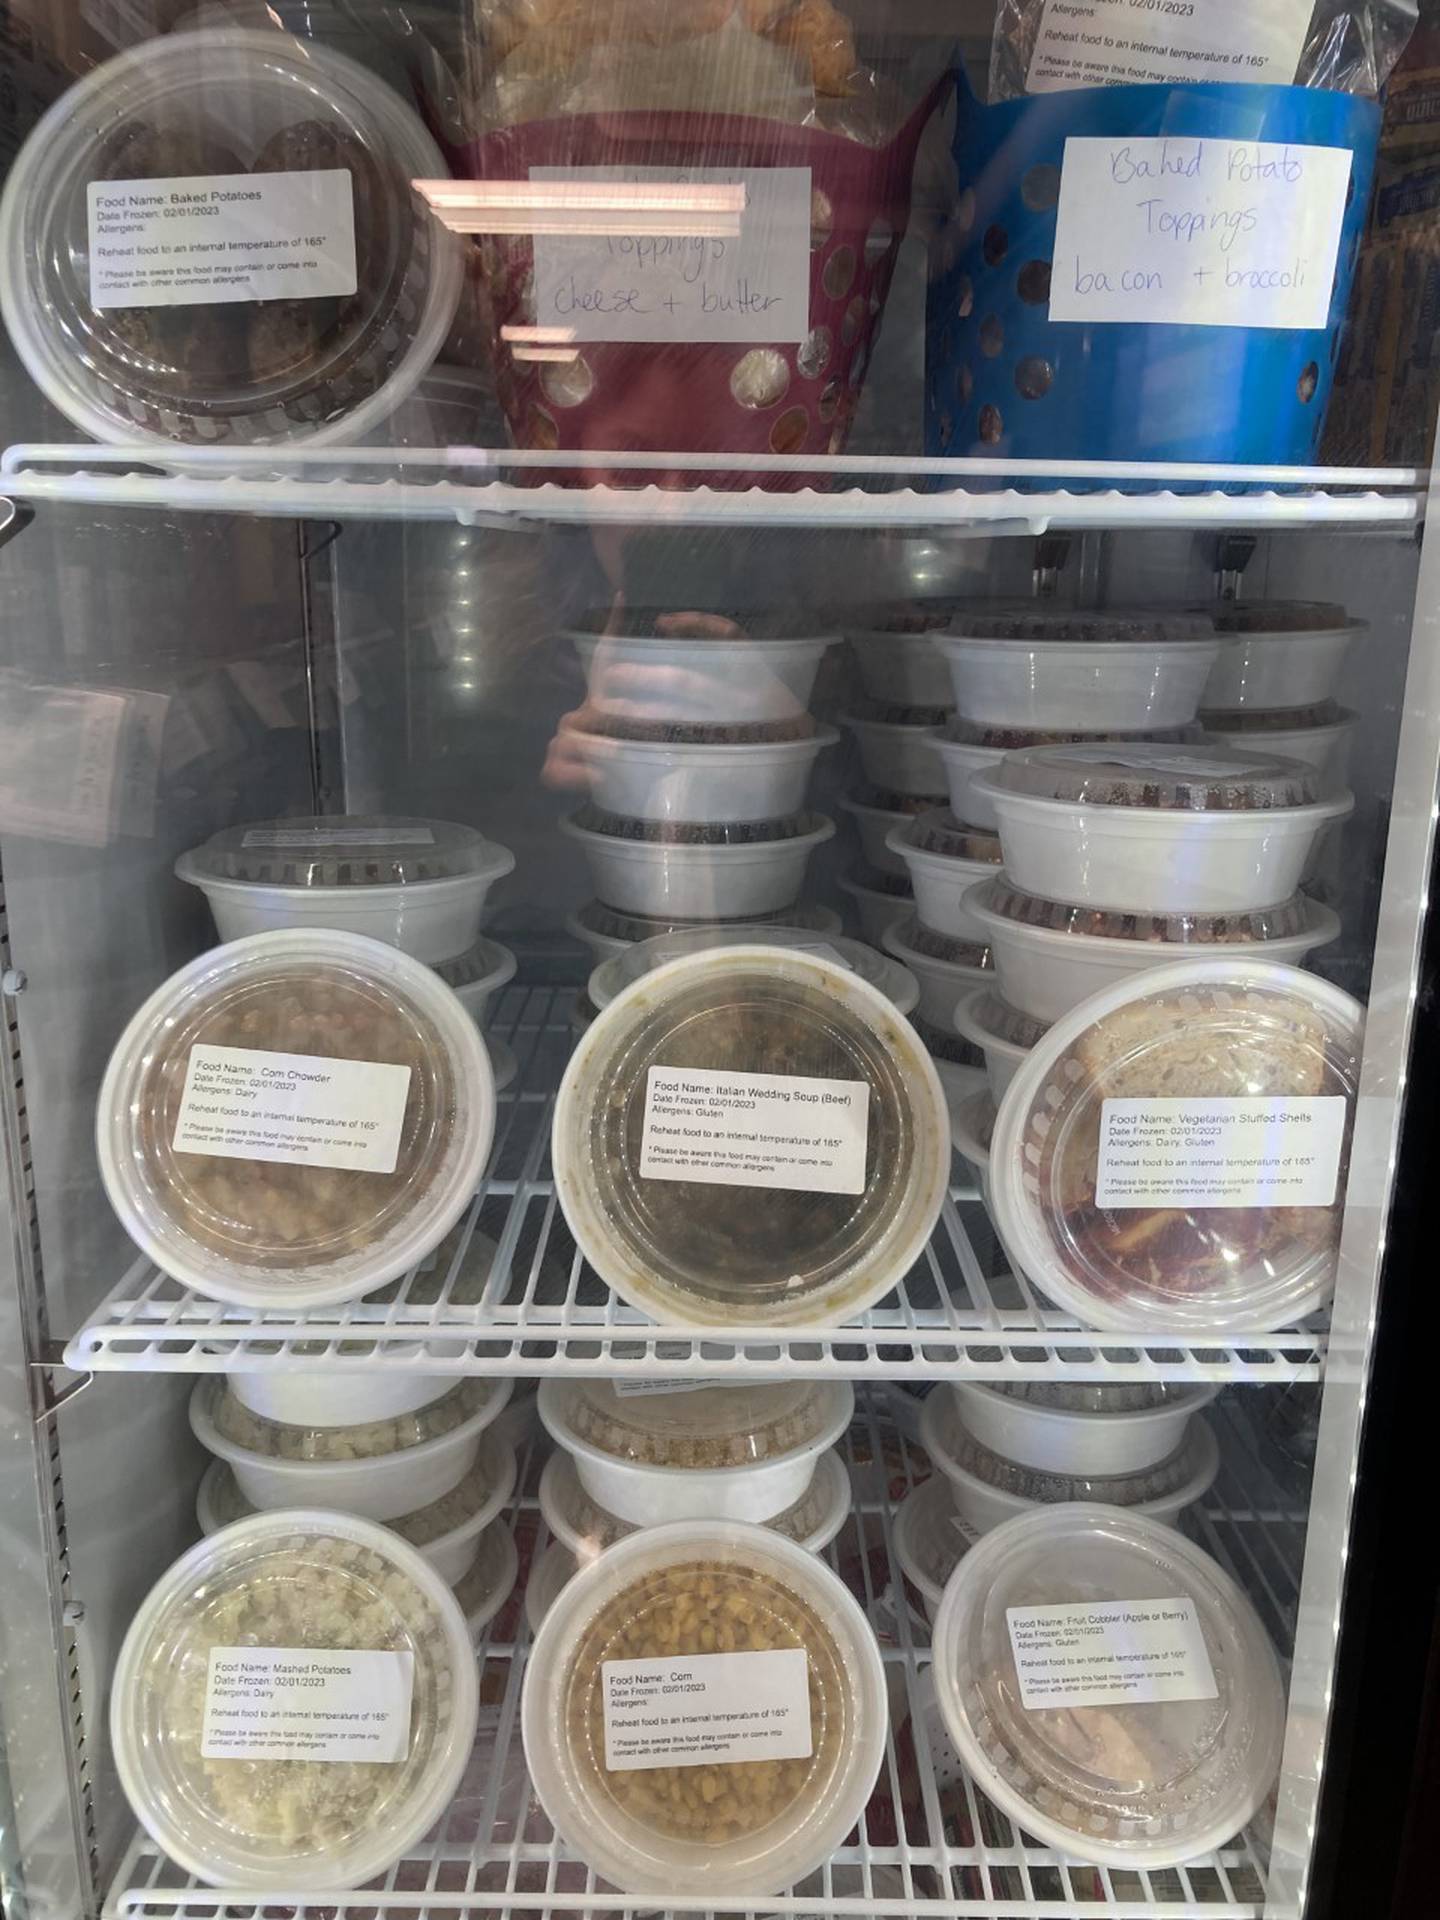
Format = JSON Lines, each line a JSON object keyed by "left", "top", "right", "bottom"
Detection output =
{"left": 1198, "top": 600, "right": 1361, "bottom": 793}
{"left": 191, "top": 1372, "right": 519, "bottom": 1641}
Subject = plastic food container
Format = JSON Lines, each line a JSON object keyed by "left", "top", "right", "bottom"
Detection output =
{"left": 967, "top": 876, "right": 1342, "bottom": 1024}
{"left": 570, "top": 614, "right": 836, "bottom": 728}
{"left": 567, "top": 900, "right": 841, "bottom": 966}
{"left": 847, "top": 614, "right": 958, "bottom": 708}
{"left": 948, "top": 1380, "right": 1218, "bottom": 1478}
{"left": 949, "top": 1086, "right": 995, "bottom": 1176}
{"left": 434, "top": 937, "right": 517, "bottom": 1027}
{"left": 922, "top": 1389, "right": 1219, "bottom": 1535}
{"left": 590, "top": 927, "right": 919, "bottom": 1021}
{"left": 988, "top": 959, "right": 1364, "bottom": 1335}
{"left": 226, "top": 1368, "right": 451, "bottom": 1427}
{"left": 1201, "top": 705, "right": 1356, "bottom": 793}
{"left": 839, "top": 792, "right": 944, "bottom": 877}
{"left": 458, "top": 1521, "right": 520, "bottom": 1642}
{"left": 97, "top": 929, "right": 496, "bottom": 1311}
{"left": 893, "top": 1473, "right": 977, "bottom": 1624}
{"left": 1200, "top": 604, "right": 1361, "bottom": 711}
{"left": 934, "top": 609, "right": 1220, "bottom": 732}
{"left": 845, "top": 708, "right": 950, "bottom": 798}
{"left": 554, "top": 944, "right": 951, "bottom": 1328}
{"left": 539, "top": 1380, "right": 854, "bottom": 1527}
{"left": 562, "top": 809, "right": 834, "bottom": 921}
{"left": 540, "top": 1446, "right": 851, "bottom": 1563}
{"left": 886, "top": 809, "right": 1002, "bottom": 941}
{"left": 954, "top": 991, "right": 1046, "bottom": 1103}
{"left": 527, "top": 1541, "right": 579, "bottom": 1636}
{"left": 177, "top": 816, "right": 515, "bottom": 964}
{"left": 836, "top": 867, "right": 912, "bottom": 944}
{"left": 881, "top": 918, "right": 993, "bottom": 1031}
{"left": 931, "top": 1506, "right": 1286, "bottom": 1868}
{"left": 929, "top": 721, "right": 1196, "bottom": 832}
{"left": 110, "top": 1510, "right": 478, "bottom": 1889}
{"left": 196, "top": 1426, "right": 518, "bottom": 1586}
{"left": 565, "top": 721, "right": 838, "bottom": 825}
{"left": 521, "top": 1520, "right": 888, "bottom": 1898}
{"left": 0, "top": 29, "right": 461, "bottom": 450}
{"left": 974, "top": 745, "right": 1353, "bottom": 915}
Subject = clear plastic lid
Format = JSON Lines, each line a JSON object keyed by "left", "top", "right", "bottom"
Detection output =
{"left": 972, "top": 876, "right": 1321, "bottom": 945}
{"left": 1208, "top": 600, "right": 1351, "bottom": 634}
{"left": 574, "top": 900, "right": 841, "bottom": 944}
{"left": 1201, "top": 701, "right": 1349, "bottom": 732}
{"left": 989, "top": 960, "right": 1363, "bottom": 1335}
{"left": 845, "top": 786, "right": 944, "bottom": 818}
{"left": 848, "top": 602, "right": 968, "bottom": 635}
{"left": 578, "top": 713, "right": 818, "bottom": 744}
{"left": 889, "top": 917, "right": 994, "bottom": 971}
{"left": 573, "top": 805, "right": 823, "bottom": 846}
{"left": 845, "top": 864, "right": 913, "bottom": 899}
{"left": 932, "top": 1506, "right": 1285, "bottom": 1865}
{"left": 572, "top": 609, "right": 832, "bottom": 643}
{"left": 987, "top": 1381, "right": 1192, "bottom": 1414}
{"left": 943, "top": 605, "right": 1215, "bottom": 644}
{"left": 543, "top": 1448, "right": 848, "bottom": 1557}
{"left": 849, "top": 701, "right": 953, "bottom": 729}
{"left": 207, "top": 1378, "right": 498, "bottom": 1463}
{"left": 912, "top": 1018, "right": 986, "bottom": 1068}
{"left": 929, "top": 1392, "right": 1213, "bottom": 1507}
{"left": 183, "top": 816, "right": 509, "bottom": 889}
{"left": 433, "top": 936, "right": 515, "bottom": 992}
{"left": 591, "top": 928, "right": 918, "bottom": 1016}
{"left": 541, "top": 1381, "right": 849, "bottom": 1470}
{"left": 901, "top": 809, "right": 1004, "bottom": 863}
{"left": 554, "top": 945, "right": 950, "bottom": 1326}
{"left": 985, "top": 744, "right": 1322, "bottom": 812}
{"left": 964, "top": 992, "right": 1050, "bottom": 1051}
{"left": 110, "top": 1511, "right": 476, "bottom": 1888}
{"left": 945, "top": 719, "right": 1196, "bottom": 750}
{"left": 895, "top": 1473, "right": 976, "bottom": 1601}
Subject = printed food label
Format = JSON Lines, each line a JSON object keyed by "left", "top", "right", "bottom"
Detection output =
{"left": 1048, "top": 136, "right": 1351, "bottom": 331}
{"left": 531, "top": 165, "right": 811, "bottom": 344}
{"left": 1025, "top": 0, "right": 1312, "bottom": 94}
{"left": 611, "top": 1377, "right": 712, "bottom": 1399}
{"left": 1007, "top": 1598, "right": 1219, "bottom": 1709}
{"left": 240, "top": 827, "right": 437, "bottom": 849}
{"left": 87, "top": 169, "right": 357, "bottom": 309}
{"left": 172, "top": 1044, "right": 411, "bottom": 1174}
{"left": 639, "top": 1065, "right": 869, "bottom": 1195}
{"left": 1096, "top": 1096, "right": 1346, "bottom": 1208}
{"left": 601, "top": 1648, "right": 812, "bottom": 1771}
{"left": 202, "top": 1646, "right": 413, "bottom": 1762}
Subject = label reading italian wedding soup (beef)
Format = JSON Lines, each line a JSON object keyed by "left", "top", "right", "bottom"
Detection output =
{"left": 1096, "top": 1096, "right": 1346, "bottom": 1208}
{"left": 1007, "top": 1598, "right": 1218, "bottom": 1710}
{"left": 172, "top": 1044, "right": 411, "bottom": 1173}
{"left": 202, "top": 1647, "right": 413, "bottom": 1762}
{"left": 639, "top": 1065, "right": 869, "bottom": 1194}
{"left": 601, "top": 1649, "right": 812, "bottom": 1771}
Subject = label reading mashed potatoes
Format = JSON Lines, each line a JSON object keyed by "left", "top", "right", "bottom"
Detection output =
{"left": 201, "top": 1646, "right": 414, "bottom": 1762}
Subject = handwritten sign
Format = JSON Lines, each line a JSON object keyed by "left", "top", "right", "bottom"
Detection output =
{"left": 530, "top": 165, "right": 810, "bottom": 344}
{"left": 1049, "top": 136, "right": 1352, "bottom": 330}
{"left": 1026, "top": 0, "right": 1312, "bottom": 94}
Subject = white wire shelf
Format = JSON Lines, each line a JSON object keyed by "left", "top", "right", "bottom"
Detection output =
{"left": 64, "top": 987, "right": 1326, "bottom": 1386}
{"left": 100, "top": 1392, "right": 1297, "bottom": 1920}
{"left": 1, "top": 443, "right": 1424, "bottom": 534}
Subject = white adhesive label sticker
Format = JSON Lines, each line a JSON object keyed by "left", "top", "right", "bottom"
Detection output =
{"left": 1007, "top": 1598, "right": 1219, "bottom": 1709}
{"left": 1049, "top": 136, "right": 1351, "bottom": 331}
{"left": 611, "top": 1376, "right": 711, "bottom": 1399}
{"left": 602, "top": 1649, "right": 812, "bottom": 1771}
{"left": 202, "top": 1646, "right": 413, "bottom": 1762}
{"left": 240, "top": 827, "right": 436, "bottom": 849}
{"left": 639, "top": 1065, "right": 868, "bottom": 1194}
{"left": 172, "top": 1044, "right": 411, "bottom": 1174}
{"left": 87, "top": 170, "right": 357, "bottom": 309}
{"left": 1096, "top": 1096, "right": 1346, "bottom": 1208}
{"left": 531, "top": 165, "right": 810, "bottom": 343}
{"left": 1026, "top": 0, "right": 1311, "bottom": 94}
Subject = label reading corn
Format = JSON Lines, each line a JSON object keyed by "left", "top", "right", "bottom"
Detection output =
{"left": 601, "top": 1648, "right": 812, "bottom": 1771}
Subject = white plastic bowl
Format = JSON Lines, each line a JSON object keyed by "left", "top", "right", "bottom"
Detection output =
{"left": 566, "top": 724, "right": 837, "bottom": 824}
{"left": 566, "top": 901, "right": 842, "bottom": 966}
{"left": 966, "top": 886, "right": 1342, "bottom": 1024}
{"left": 838, "top": 794, "right": 924, "bottom": 876}
{"left": 190, "top": 1376, "right": 512, "bottom": 1522}
{"left": 892, "top": 1472, "right": 977, "bottom": 1624}
{"left": 439, "top": 939, "right": 517, "bottom": 1029}
{"left": 570, "top": 628, "right": 835, "bottom": 726}
{"left": 845, "top": 714, "right": 947, "bottom": 797}
{"left": 974, "top": 771, "right": 1354, "bottom": 915}
{"left": 847, "top": 627, "right": 955, "bottom": 707}
{"left": 225, "top": 1370, "right": 453, "bottom": 1426}
{"left": 561, "top": 812, "right": 834, "bottom": 919}
{"left": 1202, "top": 625, "right": 1358, "bottom": 711}
{"left": 927, "top": 730, "right": 1008, "bottom": 829}
{"left": 949, "top": 1380, "right": 1219, "bottom": 1476}
{"left": 836, "top": 869, "right": 912, "bottom": 944}
{"left": 458, "top": 1522, "right": 520, "bottom": 1642}
{"left": 539, "top": 1379, "right": 854, "bottom": 1526}
{"left": 885, "top": 829, "right": 995, "bottom": 943}
{"left": 526, "top": 1541, "right": 579, "bottom": 1635}
{"left": 1201, "top": 711, "right": 1356, "bottom": 793}
{"left": 882, "top": 921, "right": 992, "bottom": 1032}
{"left": 589, "top": 927, "right": 919, "bottom": 1019}
{"left": 935, "top": 634, "right": 1221, "bottom": 731}
{"left": 954, "top": 990, "right": 1035, "bottom": 1103}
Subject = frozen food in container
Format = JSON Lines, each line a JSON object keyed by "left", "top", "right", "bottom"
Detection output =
{"left": 882, "top": 917, "right": 993, "bottom": 1031}
{"left": 1200, "top": 603, "right": 1361, "bottom": 712}
{"left": 928, "top": 720, "right": 1196, "bottom": 832}
{"left": 837, "top": 865, "right": 913, "bottom": 944}
{"left": 177, "top": 816, "right": 515, "bottom": 963}
{"left": 923, "top": 1388, "right": 1219, "bottom": 1535}
{"left": 561, "top": 808, "right": 835, "bottom": 920}
{"left": 950, "top": 1380, "right": 1217, "bottom": 1477}
{"left": 988, "top": 959, "right": 1364, "bottom": 1335}
{"left": 226, "top": 1367, "right": 453, "bottom": 1426}
{"left": 554, "top": 944, "right": 950, "bottom": 1328}
{"left": 839, "top": 790, "right": 945, "bottom": 876}
{"left": 539, "top": 1380, "right": 854, "bottom": 1526}
{"left": 931, "top": 1506, "right": 1286, "bottom": 1868}
{"left": 527, "top": 1541, "right": 579, "bottom": 1635}
{"left": 563, "top": 721, "right": 838, "bottom": 825}
{"left": 458, "top": 1520, "right": 520, "bottom": 1641}
{"left": 954, "top": 990, "right": 1047, "bottom": 1103}
{"left": 893, "top": 1472, "right": 977, "bottom": 1625}
{"left": 934, "top": 608, "right": 1221, "bottom": 732}
{"left": 967, "top": 875, "right": 1342, "bottom": 1024}
{"left": 521, "top": 1520, "right": 887, "bottom": 1898}
{"left": 97, "top": 929, "right": 496, "bottom": 1311}
{"left": 590, "top": 927, "right": 919, "bottom": 1019}
{"left": 974, "top": 745, "right": 1353, "bottom": 914}
{"left": 110, "top": 1510, "right": 478, "bottom": 1889}
{"left": 886, "top": 808, "right": 1002, "bottom": 941}
{"left": 191, "top": 1376, "right": 511, "bottom": 1522}
{"left": 542, "top": 1444, "right": 851, "bottom": 1564}
{"left": 567, "top": 899, "right": 841, "bottom": 966}
{"left": 844, "top": 705, "right": 952, "bottom": 798}
{"left": 0, "top": 29, "right": 462, "bottom": 450}
{"left": 433, "top": 936, "right": 517, "bottom": 1027}
{"left": 570, "top": 613, "right": 837, "bottom": 727}
{"left": 1200, "top": 704, "right": 1356, "bottom": 793}
{"left": 847, "top": 610, "right": 960, "bottom": 708}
